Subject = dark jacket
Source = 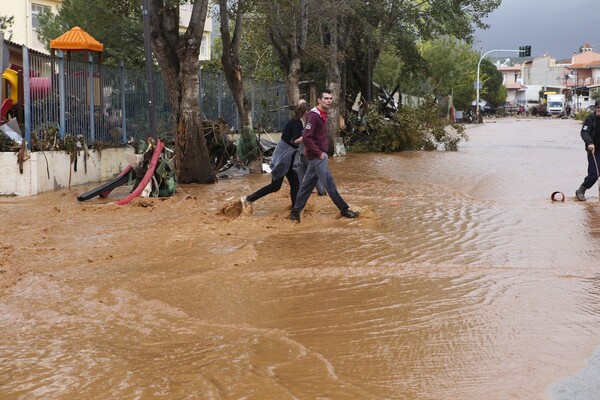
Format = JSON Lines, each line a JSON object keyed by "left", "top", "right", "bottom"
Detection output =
{"left": 581, "top": 113, "right": 600, "bottom": 149}
{"left": 281, "top": 118, "right": 302, "bottom": 148}
{"left": 269, "top": 118, "right": 302, "bottom": 181}
{"left": 302, "top": 107, "right": 329, "bottom": 160}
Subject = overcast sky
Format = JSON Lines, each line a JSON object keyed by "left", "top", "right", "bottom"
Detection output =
{"left": 473, "top": 0, "right": 597, "bottom": 61}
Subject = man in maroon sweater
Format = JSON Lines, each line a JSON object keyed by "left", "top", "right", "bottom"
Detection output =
{"left": 289, "top": 89, "right": 359, "bottom": 222}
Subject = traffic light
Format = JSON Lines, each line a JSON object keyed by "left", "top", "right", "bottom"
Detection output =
{"left": 519, "top": 45, "right": 531, "bottom": 57}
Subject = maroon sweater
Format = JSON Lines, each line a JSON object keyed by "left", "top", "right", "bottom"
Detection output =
{"left": 302, "top": 107, "right": 329, "bottom": 160}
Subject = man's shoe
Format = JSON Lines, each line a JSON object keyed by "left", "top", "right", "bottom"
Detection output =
{"left": 289, "top": 210, "right": 301, "bottom": 221}
{"left": 575, "top": 185, "right": 587, "bottom": 202}
{"left": 341, "top": 209, "right": 360, "bottom": 218}
{"left": 240, "top": 196, "right": 250, "bottom": 209}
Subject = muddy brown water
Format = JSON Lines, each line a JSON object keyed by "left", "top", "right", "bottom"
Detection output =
{"left": 1, "top": 118, "right": 600, "bottom": 399}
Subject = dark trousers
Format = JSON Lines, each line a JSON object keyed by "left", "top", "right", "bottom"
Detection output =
{"left": 582, "top": 151, "right": 600, "bottom": 189}
{"left": 298, "top": 154, "right": 325, "bottom": 195}
{"left": 247, "top": 164, "right": 300, "bottom": 208}
{"left": 292, "top": 154, "right": 349, "bottom": 213}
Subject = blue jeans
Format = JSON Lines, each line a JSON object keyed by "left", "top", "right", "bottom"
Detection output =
{"left": 292, "top": 153, "right": 349, "bottom": 213}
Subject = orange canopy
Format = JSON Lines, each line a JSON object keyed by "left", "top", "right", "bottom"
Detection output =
{"left": 50, "top": 26, "right": 104, "bottom": 52}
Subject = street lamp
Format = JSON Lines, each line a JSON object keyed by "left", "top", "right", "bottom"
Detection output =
{"left": 476, "top": 46, "right": 530, "bottom": 122}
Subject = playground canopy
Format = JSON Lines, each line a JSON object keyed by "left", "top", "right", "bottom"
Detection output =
{"left": 50, "top": 26, "right": 104, "bottom": 52}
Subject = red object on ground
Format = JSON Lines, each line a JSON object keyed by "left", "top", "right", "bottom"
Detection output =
{"left": 0, "top": 98, "right": 13, "bottom": 120}
{"left": 114, "top": 140, "right": 164, "bottom": 206}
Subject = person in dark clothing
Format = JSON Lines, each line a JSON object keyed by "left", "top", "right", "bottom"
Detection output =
{"left": 289, "top": 89, "right": 359, "bottom": 222}
{"left": 575, "top": 99, "right": 600, "bottom": 201}
{"left": 241, "top": 102, "right": 311, "bottom": 209}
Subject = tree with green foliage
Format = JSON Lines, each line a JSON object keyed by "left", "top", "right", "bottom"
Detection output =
{"left": 479, "top": 58, "right": 505, "bottom": 107}
{"left": 0, "top": 15, "right": 14, "bottom": 41}
{"left": 419, "top": 36, "right": 480, "bottom": 110}
{"left": 218, "top": 0, "right": 260, "bottom": 170}
{"left": 37, "top": 0, "right": 145, "bottom": 68}
{"left": 261, "top": 0, "right": 309, "bottom": 108}
{"left": 238, "top": 14, "right": 282, "bottom": 81}
{"left": 313, "top": 1, "right": 355, "bottom": 145}
{"left": 346, "top": 0, "right": 500, "bottom": 104}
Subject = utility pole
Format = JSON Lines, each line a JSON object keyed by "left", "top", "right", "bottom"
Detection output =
{"left": 476, "top": 45, "right": 530, "bottom": 122}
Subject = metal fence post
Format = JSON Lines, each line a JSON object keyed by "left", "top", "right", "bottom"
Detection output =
{"left": 88, "top": 53, "right": 95, "bottom": 142}
{"left": 251, "top": 78, "right": 255, "bottom": 126}
{"left": 58, "top": 50, "right": 65, "bottom": 139}
{"left": 120, "top": 61, "right": 127, "bottom": 143}
{"left": 218, "top": 71, "right": 223, "bottom": 117}
{"left": 23, "top": 47, "right": 31, "bottom": 149}
{"left": 198, "top": 64, "right": 203, "bottom": 113}
{"left": 277, "top": 81, "right": 283, "bottom": 130}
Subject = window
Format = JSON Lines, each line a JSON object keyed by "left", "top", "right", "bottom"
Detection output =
{"left": 32, "top": 3, "right": 51, "bottom": 30}
{"left": 200, "top": 35, "right": 207, "bottom": 57}
{"left": 199, "top": 33, "right": 210, "bottom": 61}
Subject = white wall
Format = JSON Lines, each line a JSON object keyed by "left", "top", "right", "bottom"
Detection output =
{"left": 0, "top": 147, "right": 133, "bottom": 196}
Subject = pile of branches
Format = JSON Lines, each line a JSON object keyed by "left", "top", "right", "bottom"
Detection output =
{"left": 343, "top": 97, "right": 468, "bottom": 152}
{"left": 203, "top": 117, "right": 236, "bottom": 170}
{"left": 0, "top": 133, "right": 17, "bottom": 152}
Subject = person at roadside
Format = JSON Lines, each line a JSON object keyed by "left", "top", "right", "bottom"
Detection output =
{"left": 296, "top": 98, "right": 326, "bottom": 197}
{"left": 289, "top": 89, "right": 359, "bottom": 222}
{"left": 575, "top": 99, "right": 600, "bottom": 201}
{"left": 241, "top": 102, "right": 311, "bottom": 209}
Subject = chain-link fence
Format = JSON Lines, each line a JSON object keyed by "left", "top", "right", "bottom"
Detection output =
{"left": 22, "top": 49, "right": 288, "bottom": 148}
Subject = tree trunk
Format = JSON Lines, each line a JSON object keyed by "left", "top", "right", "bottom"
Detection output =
{"left": 219, "top": 0, "right": 259, "bottom": 169}
{"left": 148, "top": 0, "right": 215, "bottom": 184}
{"left": 265, "top": 0, "right": 307, "bottom": 111}
{"left": 174, "top": 57, "right": 215, "bottom": 183}
{"left": 286, "top": 57, "right": 302, "bottom": 107}
{"left": 327, "top": 77, "right": 342, "bottom": 155}
{"left": 326, "top": 14, "right": 342, "bottom": 151}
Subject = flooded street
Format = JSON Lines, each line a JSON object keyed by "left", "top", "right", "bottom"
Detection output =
{"left": 2, "top": 117, "right": 600, "bottom": 399}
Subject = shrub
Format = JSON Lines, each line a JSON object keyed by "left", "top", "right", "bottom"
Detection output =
{"left": 346, "top": 97, "right": 467, "bottom": 153}
{"left": 575, "top": 110, "right": 591, "bottom": 121}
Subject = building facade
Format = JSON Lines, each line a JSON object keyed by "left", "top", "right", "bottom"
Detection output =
{"left": 0, "top": 0, "right": 212, "bottom": 60}
{"left": 497, "top": 45, "right": 600, "bottom": 112}
{"left": 497, "top": 64, "right": 526, "bottom": 107}
{"left": 565, "top": 44, "right": 600, "bottom": 111}
{"left": 0, "top": 0, "right": 61, "bottom": 53}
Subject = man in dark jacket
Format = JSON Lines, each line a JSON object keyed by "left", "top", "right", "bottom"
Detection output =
{"left": 289, "top": 89, "right": 359, "bottom": 221}
{"left": 575, "top": 99, "right": 600, "bottom": 201}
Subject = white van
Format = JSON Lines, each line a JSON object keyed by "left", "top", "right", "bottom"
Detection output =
{"left": 547, "top": 94, "right": 565, "bottom": 115}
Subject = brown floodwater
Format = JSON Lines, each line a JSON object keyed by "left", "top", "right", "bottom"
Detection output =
{"left": 1, "top": 118, "right": 600, "bottom": 399}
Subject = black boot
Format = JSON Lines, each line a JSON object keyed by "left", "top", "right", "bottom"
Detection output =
{"left": 289, "top": 210, "right": 301, "bottom": 222}
{"left": 341, "top": 208, "right": 360, "bottom": 218}
{"left": 575, "top": 185, "right": 587, "bottom": 201}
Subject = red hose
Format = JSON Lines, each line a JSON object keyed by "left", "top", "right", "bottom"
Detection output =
{"left": 115, "top": 140, "right": 164, "bottom": 206}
